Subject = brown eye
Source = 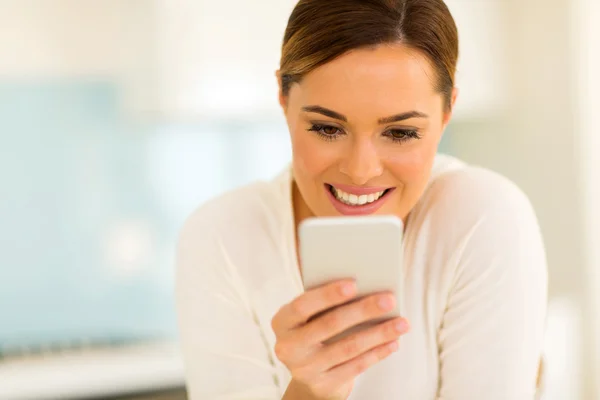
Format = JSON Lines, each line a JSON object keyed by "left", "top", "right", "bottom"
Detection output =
{"left": 321, "top": 126, "right": 340, "bottom": 136}
{"left": 385, "top": 129, "right": 422, "bottom": 143}
{"left": 307, "top": 124, "right": 345, "bottom": 142}
{"left": 389, "top": 130, "right": 409, "bottom": 140}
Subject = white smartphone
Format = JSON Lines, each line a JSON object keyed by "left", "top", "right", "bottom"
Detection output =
{"left": 298, "top": 215, "right": 404, "bottom": 343}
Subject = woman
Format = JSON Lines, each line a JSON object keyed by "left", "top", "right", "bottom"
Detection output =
{"left": 176, "top": 0, "right": 548, "bottom": 399}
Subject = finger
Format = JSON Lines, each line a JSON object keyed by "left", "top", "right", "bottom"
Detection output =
{"left": 294, "top": 292, "right": 397, "bottom": 344}
{"left": 315, "top": 317, "right": 409, "bottom": 371}
{"left": 324, "top": 339, "right": 400, "bottom": 386}
{"left": 271, "top": 280, "right": 357, "bottom": 333}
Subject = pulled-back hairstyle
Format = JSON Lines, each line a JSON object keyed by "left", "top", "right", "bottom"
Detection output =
{"left": 280, "top": 0, "right": 459, "bottom": 111}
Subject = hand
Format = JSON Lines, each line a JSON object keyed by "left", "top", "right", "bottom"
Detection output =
{"left": 272, "top": 280, "right": 410, "bottom": 400}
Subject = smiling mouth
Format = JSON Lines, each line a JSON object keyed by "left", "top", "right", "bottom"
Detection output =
{"left": 326, "top": 184, "right": 393, "bottom": 206}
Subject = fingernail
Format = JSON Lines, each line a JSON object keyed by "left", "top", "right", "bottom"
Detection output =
{"left": 378, "top": 295, "right": 394, "bottom": 311}
{"left": 388, "top": 341, "right": 399, "bottom": 352}
{"left": 340, "top": 282, "right": 356, "bottom": 297}
{"left": 395, "top": 319, "right": 409, "bottom": 333}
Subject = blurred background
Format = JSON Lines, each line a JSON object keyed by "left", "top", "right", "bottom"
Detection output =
{"left": 0, "top": 0, "right": 598, "bottom": 399}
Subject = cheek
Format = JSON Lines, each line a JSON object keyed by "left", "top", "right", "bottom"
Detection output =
{"left": 290, "top": 125, "right": 338, "bottom": 178}
{"left": 385, "top": 134, "right": 440, "bottom": 185}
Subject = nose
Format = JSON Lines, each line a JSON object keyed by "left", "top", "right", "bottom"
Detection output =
{"left": 339, "top": 138, "right": 384, "bottom": 185}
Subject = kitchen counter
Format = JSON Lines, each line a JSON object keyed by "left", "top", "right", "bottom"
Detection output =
{"left": 0, "top": 341, "right": 185, "bottom": 400}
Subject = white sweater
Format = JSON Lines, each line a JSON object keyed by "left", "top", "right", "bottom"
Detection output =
{"left": 176, "top": 154, "right": 547, "bottom": 400}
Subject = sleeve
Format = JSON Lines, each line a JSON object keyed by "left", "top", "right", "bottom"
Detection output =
{"left": 435, "top": 175, "right": 548, "bottom": 399}
{"left": 175, "top": 212, "right": 282, "bottom": 400}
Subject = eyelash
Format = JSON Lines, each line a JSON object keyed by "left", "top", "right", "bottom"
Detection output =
{"left": 307, "top": 124, "right": 422, "bottom": 143}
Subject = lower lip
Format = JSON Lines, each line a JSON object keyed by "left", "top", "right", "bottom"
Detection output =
{"left": 325, "top": 185, "right": 394, "bottom": 216}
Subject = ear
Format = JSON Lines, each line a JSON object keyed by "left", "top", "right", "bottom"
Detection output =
{"left": 275, "top": 70, "right": 287, "bottom": 111}
{"left": 442, "top": 87, "right": 459, "bottom": 128}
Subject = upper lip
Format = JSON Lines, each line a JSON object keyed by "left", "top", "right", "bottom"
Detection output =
{"left": 327, "top": 183, "right": 393, "bottom": 196}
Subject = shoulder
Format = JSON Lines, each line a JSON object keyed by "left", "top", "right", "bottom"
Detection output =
{"left": 178, "top": 170, "right": 290, "bottom": 247}
{"left": 175, "top": 168, "right": 293, "bottom": 291}
{"left": 416, "top": 154, "right": 538, "bottom": 229}
{"left": 407, "top": 155, "right": 547, "bottom": 319}
{"left": 407, "top": 154, "right": 545, "bottom": 273}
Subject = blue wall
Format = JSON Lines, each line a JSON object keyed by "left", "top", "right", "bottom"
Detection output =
{"left": 0, "top": 81, "right": 176, "bottom": 352}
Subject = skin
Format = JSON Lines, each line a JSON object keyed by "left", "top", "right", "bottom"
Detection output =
{"left": 273, "top": 43, "right": 458, "bottom": 400}
{"left": 282, "top": 44, "right": 457, "bottom": 224}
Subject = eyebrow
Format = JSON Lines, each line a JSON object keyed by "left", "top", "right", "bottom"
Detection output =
{"left": 302, "top": 105, "right": 428, "bottom": 124}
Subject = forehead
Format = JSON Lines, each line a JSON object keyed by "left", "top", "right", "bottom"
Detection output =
{"left": 290, "top": 44, "right": 440, "bottom": 117}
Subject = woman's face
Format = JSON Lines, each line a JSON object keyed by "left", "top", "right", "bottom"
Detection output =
{"left": 280, "top": 44, "right": 456, "bottom": 221}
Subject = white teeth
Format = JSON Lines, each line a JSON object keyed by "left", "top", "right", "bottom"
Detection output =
{"left": 332, "top": 186, "right": 387, "bottom": 206}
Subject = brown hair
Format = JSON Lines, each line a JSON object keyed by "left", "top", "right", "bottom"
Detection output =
{"left": 280, "top": 0, "right": 459, "bottom": 111}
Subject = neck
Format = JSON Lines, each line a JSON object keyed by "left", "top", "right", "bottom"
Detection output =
{"left": 292, "top": 180, "right": 314, "bottom": 228}
{"left": 291, "top": 181, "right": 314, "bottom": 278}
